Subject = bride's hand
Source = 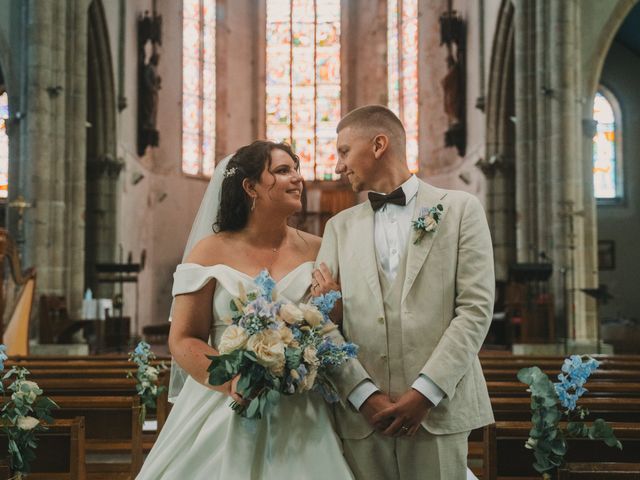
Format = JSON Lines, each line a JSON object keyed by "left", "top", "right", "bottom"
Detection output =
{"left": 220, "top": 375, "right": 246, "bottom": 405}
{"left": 311, "top": 263, "right": 340, "bottom": 297}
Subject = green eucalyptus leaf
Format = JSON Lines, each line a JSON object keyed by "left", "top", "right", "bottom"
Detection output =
{"left": 246, "top": 397, "right": 260, "bottom": 418}
{"left": 266, "top": 389, "right": 280, "bottom": 405}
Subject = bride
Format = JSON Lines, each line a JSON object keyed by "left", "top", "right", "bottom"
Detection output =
{"left": 136, "top": 141, "right": 354, "bottom": 479}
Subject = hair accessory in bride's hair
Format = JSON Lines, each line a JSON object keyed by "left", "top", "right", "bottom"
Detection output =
{"left": 223, "top": 166, "right": 238, "bottom": 178}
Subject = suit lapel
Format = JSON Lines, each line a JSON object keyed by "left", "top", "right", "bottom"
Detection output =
{"left": 402, "top": 182, "right": 448, "bottom": 302}
{"left": 353, "top": 204, "right": 385, "bottom": 315}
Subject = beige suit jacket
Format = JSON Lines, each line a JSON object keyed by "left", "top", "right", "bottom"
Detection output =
{"left": 317, "top": 180, "right": 495, "bottom": 439}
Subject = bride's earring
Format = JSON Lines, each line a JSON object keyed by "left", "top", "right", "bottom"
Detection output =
{"left": 251, "top": 196, "right": 256, "bottom": 212}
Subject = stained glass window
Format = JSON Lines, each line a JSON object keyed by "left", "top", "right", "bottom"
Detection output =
{"left": 0, "top": 92, "right": 8, "bottom": 199}
{"left": 388, "top": 0, "right": 419, "bottom": 173}
{"left": 266, "top": 0, "right": 341, "bottom": 181}
{"left": 182, "top": 0, "right": 215, "bottom": 177}
{"left": 592, "top": 91, "right": 619, "bottom": 199}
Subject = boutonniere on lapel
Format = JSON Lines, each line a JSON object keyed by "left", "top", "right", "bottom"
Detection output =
{"left": 411, "top": 204, "right": 444, "bottom": 244}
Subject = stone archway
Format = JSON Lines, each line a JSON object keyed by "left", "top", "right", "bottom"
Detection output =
{"left": 584, "top": 0, "right": 640, "bottom": 352}
{"left": 85, "top": 0, "right": 121, "bottom": 297}
{"left": 484, "top": 0, "right": 516, "bottom": 283}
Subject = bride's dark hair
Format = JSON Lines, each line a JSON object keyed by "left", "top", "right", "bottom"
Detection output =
{"left": 214, "top": 140, "right": 303, "bottom": 232}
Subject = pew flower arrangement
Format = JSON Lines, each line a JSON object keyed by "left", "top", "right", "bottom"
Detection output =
{"left": 127, "top": 341, "right": 168, "bottom": 423}
{"left": 517, "top": 355, "right": 622, "bottom": 478}
{"left": 0, "top": 344, "right": 58, "bottom": 479}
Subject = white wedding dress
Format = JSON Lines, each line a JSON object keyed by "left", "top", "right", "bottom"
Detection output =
{"left": 136, "top": 261, "right": 354, "bottom": 480}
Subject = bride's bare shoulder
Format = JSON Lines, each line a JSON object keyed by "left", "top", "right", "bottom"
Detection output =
{"left": 291, "top": 228, "right": 322, "bottom": 257}
{"left": 184, "top": 233, "right": 235, "bottom": 265}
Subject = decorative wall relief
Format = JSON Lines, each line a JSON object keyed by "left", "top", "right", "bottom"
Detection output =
{"left": 137, "top": 9, "right": 163, "bottom": 156}
{"left": 440, "top": 5, "right": 466, "bottom": 157}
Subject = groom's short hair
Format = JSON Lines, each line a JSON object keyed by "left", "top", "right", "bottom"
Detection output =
{"left": 336, "top": 105, "right": 406, "bottom": 149}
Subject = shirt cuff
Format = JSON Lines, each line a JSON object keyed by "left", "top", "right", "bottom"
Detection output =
{"left": 411, "top": 374, "right": 445, "bottom": 407}
{"left": 347, "top": 380, "right": 379, "bottom": 411}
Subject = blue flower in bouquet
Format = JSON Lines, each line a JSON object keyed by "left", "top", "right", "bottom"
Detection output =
{"left": 317, "top": 338, "right": 359, "bottom": 367}
{"left": 311, "top": 291, "right": 342, "bottom": 320}
{"left": 255, "top": 270, "right": 276, "bottom": 300}
{"left": 245, "top": 296, "right": 279, "bottom": 320}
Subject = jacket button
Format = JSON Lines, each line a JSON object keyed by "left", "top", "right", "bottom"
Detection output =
{"left": 378, "top": 317, "right": 385, "bottom": 324}
{"left": 380, "top": 354, "right": 388, "bottom": 360}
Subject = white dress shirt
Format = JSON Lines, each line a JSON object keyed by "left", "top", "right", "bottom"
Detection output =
{"left": 347, "top": 175, "right": 445, "bottom": 410}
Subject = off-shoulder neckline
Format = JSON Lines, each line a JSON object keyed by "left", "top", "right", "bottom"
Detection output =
{"left": 178, "top": 261, "right": 314, "bottom": 285}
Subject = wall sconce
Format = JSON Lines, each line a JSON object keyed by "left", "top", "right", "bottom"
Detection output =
{"left": 46, "top": 85, "right": 63, "bottom": 97}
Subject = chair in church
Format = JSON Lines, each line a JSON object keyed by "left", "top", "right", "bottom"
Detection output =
{"left": 0, "top": 229, "right": 36, "bottom": 356}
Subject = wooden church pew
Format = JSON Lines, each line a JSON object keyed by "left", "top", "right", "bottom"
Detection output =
{"left": 490, "top": 396, "right": 640, "bottom": 423}
{"left": 558, "top": 462, "right": 640, "bottom": 479}
{"left": 0, "top": 417, "right": 85, "bottom": 480}
{"left": 49, "top": 396, "right": 143, "bottom": 479}
{"left": 483, "top": 368, "right": 640, "bottom": 382}
{"left": 487, "top": 380, "right": 640, "bottom": 398}
{"left": 482, "top": 421, "right": 640, "bottom": 480}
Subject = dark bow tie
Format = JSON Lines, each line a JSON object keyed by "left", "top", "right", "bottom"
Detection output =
{"left": 368, "top": 187, "right": 407, "bottom": 211}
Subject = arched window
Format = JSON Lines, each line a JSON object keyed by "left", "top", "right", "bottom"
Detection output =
{"left": 266, "top": 0, "right": 341, "bottom": 181}
{"left": 592, "top": 89, "right": 622, "bottom": 200}
{"left": 0, "top": 90, "right": 8, "bottom": 199}
{"left": 182, "top": 0, "right": 216, "bottom": 177}
{"left": 388, "top": 0, "right": 419, "bottom": 173}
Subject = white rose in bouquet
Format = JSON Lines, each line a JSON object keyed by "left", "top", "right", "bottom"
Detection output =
{"left": 303, "top": 345, "right": 320, "bottom": 366}
{"left": 299, "top": 304, "right": 324, "bottom": 327}
{"left": 247, "top": 329, "right": 286, "bottom": 375}
{"left": 218, "top": 325, "right": 249, "bottom": 354}
{"left": 17, "top": 416, "right": 39, "bottom": 431}
{"left": 278, "top": 324, "right": 295, "bottom": 346}
{"left": 280, "top": 303, "right": 304, "bottom": 325}
{"left": 299, "top": 366, "right": 318, "bottom": 393}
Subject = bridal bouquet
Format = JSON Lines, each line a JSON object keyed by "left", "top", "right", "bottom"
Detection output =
{"left": 207, "top": 270, "right": 358, "bottom": 419}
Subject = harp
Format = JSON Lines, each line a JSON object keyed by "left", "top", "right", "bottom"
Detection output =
{"left": 0, "top": 228, "right": 36, "bottom": 355}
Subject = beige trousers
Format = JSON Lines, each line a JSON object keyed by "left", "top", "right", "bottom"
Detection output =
{"left": 342, "top": 428, "right": 469, "bottom": 480}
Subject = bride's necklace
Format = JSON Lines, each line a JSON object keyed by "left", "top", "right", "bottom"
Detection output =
{"left": 246, "top": 232, "right": 287, "bottom": 270}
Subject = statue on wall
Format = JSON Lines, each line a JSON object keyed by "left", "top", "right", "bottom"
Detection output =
{"left": 440, "top": 7, "right": 466, "bottom": 157}
{"left": 137, "top": 9, "right": 163, "bottom": 156}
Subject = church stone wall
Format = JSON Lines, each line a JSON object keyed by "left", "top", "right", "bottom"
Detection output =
{"left": 597, "top": 41, "right": 640, "bottom": 323}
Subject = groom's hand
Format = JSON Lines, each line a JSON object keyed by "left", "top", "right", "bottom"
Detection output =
{"left": 372, "top": 389, "right": 433, "bottom": 437}
{"left": 359, "top": 392, "right": 395, "bottom": 430}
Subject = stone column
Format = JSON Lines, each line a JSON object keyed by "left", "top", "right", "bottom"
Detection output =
{"left": 24, "top": 0, "right": 55, "bottom": 284}
{"left": 22, "top": 0, "right": 89, "bottom": 317}
{"left": 512, "top": 0, "right": 596, "bottom": 343}
{"left": 66, "top": 0, "right": 90, "bottom": 316}
{"left": 514, "top": 0, "right": 536, "bottom": 262}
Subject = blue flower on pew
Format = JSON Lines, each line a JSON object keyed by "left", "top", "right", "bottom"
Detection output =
{"left": 518, "top": 354, "right": 621, "bottom": 476}
{"left": 128, "top": 341, "right": 168, "bottom": 423}
{"left": 553, "top": 355, "right": 599, "bottom": 411}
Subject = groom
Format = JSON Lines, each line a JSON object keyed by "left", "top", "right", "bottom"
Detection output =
{"left": 314, "top": 105, "right": 495, "bottom": 479}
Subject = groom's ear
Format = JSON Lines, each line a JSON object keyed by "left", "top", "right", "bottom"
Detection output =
{"left": 372, "top": 134, "right": 389, "bottom": 159}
